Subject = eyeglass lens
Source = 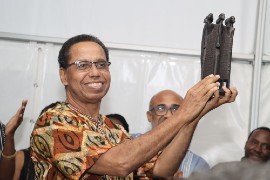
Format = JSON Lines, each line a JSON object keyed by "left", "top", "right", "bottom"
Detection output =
{"left": 153, "top": 105, "right": 180, "bottom": 115}
{"left": 75, "top": 60, "right": 110, "bottom": 70}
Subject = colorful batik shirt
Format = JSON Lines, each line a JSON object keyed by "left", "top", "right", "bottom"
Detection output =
{"left": 30, "top": 102, "right": 135, "bottom": 180}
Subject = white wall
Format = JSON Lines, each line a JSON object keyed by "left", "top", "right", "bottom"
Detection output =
{"left": 0, "top": 0, "right": 269, "bottom": 167}
{"left": 0, "top": 0, "right": 257, "bottom": 53}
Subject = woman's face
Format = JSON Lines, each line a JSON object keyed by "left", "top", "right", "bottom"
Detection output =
{"left": 60, "top": 41, "right": 111, "bottom": 104}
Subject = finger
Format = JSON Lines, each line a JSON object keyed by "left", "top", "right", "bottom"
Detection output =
{"left": 18, "top": 100, "right": 28, "bottom": 115}
{"left": 22, "top": 99, "right": 28, "bottom": 108}
{"left": 228, "top": 87, "right": 238, "bottom": 102}
{"left": 202, "top": 84, "right": 219, "bottom": 103}
{"left": 196, "top": 75, "right": 220, "bottom": 95}
{"left": 209, "top": 87, "right": 220, "bottom": 105}
{"left": 184, "top": 79, "right": 219, "bottom": 106}
{"left": 218, "top": 86, "right": 232, "bottom": 104}
{"left": 191, "top": 74, "right": 215, "bottom": 90}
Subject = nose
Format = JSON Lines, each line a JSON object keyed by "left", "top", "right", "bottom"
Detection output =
{"left": 87, "top": 64, "right": 100, "bottom": 76}
{"left": 254, "top": 144, "right": 262, "bottom": 152}
{"left": 164, "top": 109, "right": 173, "bottom": 118}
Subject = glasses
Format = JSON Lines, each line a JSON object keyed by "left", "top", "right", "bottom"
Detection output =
{"left": 66, "top": 59, "right": 111, "bottom": 71}
{"left": 150, "top": 104, "right": 180, "bottom": 116}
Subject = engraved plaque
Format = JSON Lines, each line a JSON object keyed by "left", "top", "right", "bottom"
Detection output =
{"left": 201, "top": 13, "right": 235, "bottom": 95}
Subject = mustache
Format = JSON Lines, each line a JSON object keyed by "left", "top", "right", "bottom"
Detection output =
{"left": 247, "top": 151, "right": 263, "bottom": 159}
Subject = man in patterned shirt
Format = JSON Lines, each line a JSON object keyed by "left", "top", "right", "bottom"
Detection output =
{"left": 30, "top": 34, "right": 237, "bottom": 179}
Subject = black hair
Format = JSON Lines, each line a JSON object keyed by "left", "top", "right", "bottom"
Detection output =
{"left": 107, "top": 113, "right": 129, "bottom": 132}
{"left": 39, "top": 102, "right": 60, "bottom": 116}
{"left": 247, "top": 126, "right": 270, "bottom": 140}
{"left": 58, "top": 34, "right": 109, "bottom": 69}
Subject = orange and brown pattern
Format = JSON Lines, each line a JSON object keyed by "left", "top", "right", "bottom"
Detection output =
{"left": 30, "top": 102, "right": 133, "bottom": 180}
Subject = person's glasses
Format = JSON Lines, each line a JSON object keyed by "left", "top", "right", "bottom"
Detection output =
{"left": 149, "top": 104, "right": 180, "bottom": 116}
{"left": 66, "top": 59, "right": 111, "bottom": 71}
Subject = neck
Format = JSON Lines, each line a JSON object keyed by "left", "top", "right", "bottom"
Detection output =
{"left": 66, "top": 92, "right": 101, "bottom": 119}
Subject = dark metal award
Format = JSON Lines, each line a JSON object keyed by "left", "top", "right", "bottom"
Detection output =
{"left": 201, "top": 13, "right": 235, "bottom": 95}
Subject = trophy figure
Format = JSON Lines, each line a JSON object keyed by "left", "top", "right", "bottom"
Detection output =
{"left": 201, "top": 13, "right": 235, "bottom": 95}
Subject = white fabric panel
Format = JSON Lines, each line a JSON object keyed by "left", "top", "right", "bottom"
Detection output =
{"left": 101, "top": 51, "right": 202, "bottom": 133}
{"left": 191, "top": 61, "right": 252, "bottom": 166}
{"left": 38, "top": 43, "right": 66, "bottom": 112}
{"left": 101, "top": 50, "right": 148, "bottom": 132}
{"left": 0, "top": 39, "right": 254, "bottom": 166}
{"left": 0, "top": 40, "right": 38, "bottom": 150}
{"left": 264, "top": 0, "right": 270, "bottom": 55}
{"left": 0, "top": 0, "right": 258, "bottom": 54}
{"left": 101, "top": 49, "right": 252, "bottom": 166}
{"left": 259, "top": 64, "right": 270, "bottom": 127}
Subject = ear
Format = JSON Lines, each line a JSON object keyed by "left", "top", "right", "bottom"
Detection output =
{"left": 146, "top": 111, "right": 153, "bottom": 123}
{"left": 59, "top": 68, "right": 68, "bottom": 86}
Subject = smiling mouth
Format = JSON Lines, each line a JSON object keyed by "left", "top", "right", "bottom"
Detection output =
{"left": 83, "top": 82, "right": 103, "bottom": 88}
{"left": 249, "top": 154, "right": 263, "bottom": 161}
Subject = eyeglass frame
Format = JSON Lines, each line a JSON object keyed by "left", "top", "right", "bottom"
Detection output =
{"left": 149, "top": 104, "right": 180, "bottom": 116}
{"left": 66, "top": 59, "right": 111, "bottom": 71}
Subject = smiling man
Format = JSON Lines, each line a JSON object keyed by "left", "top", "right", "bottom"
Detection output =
{"left": 30, "top": 34, "right": 237, "bottom": 179}
{"left": 189, "top": 127, "right": 270, "bottom": 179}
{"left": 243, "top": 127, "right": 270, "bottom": 163}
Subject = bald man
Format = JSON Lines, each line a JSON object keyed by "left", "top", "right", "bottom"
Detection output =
{"left": 147, "top": 90, "right": 210, "bottom": 178}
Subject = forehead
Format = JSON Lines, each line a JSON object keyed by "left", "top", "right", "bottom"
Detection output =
{"left": 151, "top": 91, "right": 183, "bottom": 106}
{"left": 69, "top": 41, "right": 106, "bottom": 62}
{"left": 249, "top": 130, "right": 270, "bottom": 143}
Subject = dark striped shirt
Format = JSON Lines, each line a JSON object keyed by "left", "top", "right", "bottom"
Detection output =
{"left": 0, "top": 122, "right": 5, "bottom": 151}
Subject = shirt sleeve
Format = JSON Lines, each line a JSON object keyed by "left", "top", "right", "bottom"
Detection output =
{"left": 192, "top": 154, "right": 210, "bottom": 172}
{"left": 136, "top": 151, "right": 162, "bottom": 179}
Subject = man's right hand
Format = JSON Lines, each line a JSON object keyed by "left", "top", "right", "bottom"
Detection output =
{"left": 199, "top": 85, "right": 238, "bottom": 119}
{"left": 178, "top": 74, "right": 221, "bottom": 122}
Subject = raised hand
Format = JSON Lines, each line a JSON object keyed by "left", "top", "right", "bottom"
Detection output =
{"left": 199, "top": 85, "right": 238, "bottom": 118}
{"left": 5, "top": 100, "right": 28, "bottom": 137}
{"left": 179, "top": 74, "right": 221, "bottom": 122}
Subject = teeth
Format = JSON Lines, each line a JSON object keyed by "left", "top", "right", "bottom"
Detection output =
{"left": 84, "top": 82, "right": 102, "bottom": 88}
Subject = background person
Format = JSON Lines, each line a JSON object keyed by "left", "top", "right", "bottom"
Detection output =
{"left": 188, "top": 126, "right": 270, "bottom": 180}
{"left": 0, "top": 100, "right": 27, "bottom": 180}
{"left": 147, "top": 90, "right": 210, "bottom": 178}
{"left": 211, "top": 126, "right": 270, "bottom": 169}
{"left": 107, "top": 113, "right": 129, "bottom": 133}
{"left": 30, "top": 34, "right": 237, "bottom": 179}
{"left": 0, "top": 122, "right": 4, "bottom": 151}
{"left": 242, "top": 126, "right": 270, "bottom": 163}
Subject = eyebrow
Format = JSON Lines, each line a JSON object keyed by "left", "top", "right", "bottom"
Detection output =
{"left": 155, "top": 104, "right": 180, "bottom": 107}
{"left": 77, "top": 58, "right": 106, "bottom": 62}
{"left": 156, "top": 104, "right": 166, "bottom": 107}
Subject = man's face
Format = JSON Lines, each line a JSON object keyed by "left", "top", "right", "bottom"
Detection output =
{"left": 244, "top": 129, "right": 270, "bottom": 163}
{"left": 147, "top": 90, "right": 183, "bottom": 128}
{"left": 60, "top": 41, "right": 111, "bottom": 104}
